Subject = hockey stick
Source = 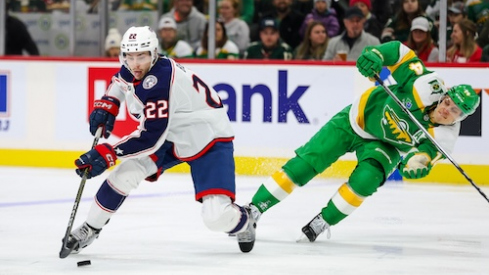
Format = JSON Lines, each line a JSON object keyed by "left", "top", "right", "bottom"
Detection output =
{"left": 373, "top": 74, "right": 489, "bottom": 204}
{"left": 59, "top": 127, "right": 103, "bottom": 258}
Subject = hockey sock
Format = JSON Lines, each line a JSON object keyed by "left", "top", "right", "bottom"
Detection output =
{"left": 251, "top": 170, "right": 296, "bottom": 213}
{"left": 86, "top": 180, "right": 127, "bottom": 229}
{"left": 321, "top": 159, "right": 384, "bottom": 225}
{"left": 251, "top": 156, "right": 317, "bottom": 213}
{"left": 95, "top": 180, "right": 127, "bottom": 211}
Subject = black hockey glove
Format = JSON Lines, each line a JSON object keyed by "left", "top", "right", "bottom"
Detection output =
{"left": 75, "top": 144, "right": 117, "bottom": 179}
{"left": 90, "top": 96, "right": 120, "bottom": 138}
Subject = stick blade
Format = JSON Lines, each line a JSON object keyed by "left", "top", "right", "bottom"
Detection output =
{"left": 59, "top": 246, "right": 71, "bottom": 259}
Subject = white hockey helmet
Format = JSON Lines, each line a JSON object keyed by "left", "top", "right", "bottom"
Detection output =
{"left": 119, "top": 26, "right": 159, "bottom": 71}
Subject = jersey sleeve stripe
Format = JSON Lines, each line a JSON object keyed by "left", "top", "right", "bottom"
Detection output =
{"left": 412, "top": 86, "right": 425, "bottom": 110}
{"left": 387, "top": 48, "right": 416, "bottom": 74}
{"left": 356, "top": 86, "right": 376, "bottom": 130}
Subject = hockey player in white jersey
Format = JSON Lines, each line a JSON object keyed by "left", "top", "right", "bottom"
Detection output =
{"left": 65, "top": 26, "right": 255, "bottom": 254}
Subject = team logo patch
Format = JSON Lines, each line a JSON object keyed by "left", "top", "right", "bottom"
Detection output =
{"left": 381, "top": 105, "right": 414, "bottom": 146}
{"left": 429, "top": 79, "right": 443, "bottom": 94}
{"left": 143, "top": 75, "right": 158, "bottom": 89}
{"left": 402, "top": 98, "right": 413, "bottom": 109}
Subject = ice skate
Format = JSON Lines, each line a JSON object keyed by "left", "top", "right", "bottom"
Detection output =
{"left": 300, "top": 213, "right": 330, "bottom": 242}
{"left": 63, "top": 222, "right": 101, "bottom": 254}
{"left": 237, "top": 204, "right": 258, "bottom": 253}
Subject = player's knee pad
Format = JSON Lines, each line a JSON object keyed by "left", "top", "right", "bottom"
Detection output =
{"left": 282, "top": 156, "right": 317, "bottom": 187}
{"left": 201, "top": 195, "right": 244, "bottom": 233}
{"left": 107, "top": 157, "right": 157, "bottom": 194}
{"left": 348, "top": 158, "right": 385, "bottom": 197}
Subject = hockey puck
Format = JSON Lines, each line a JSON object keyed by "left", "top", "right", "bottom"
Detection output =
{"left": 77, "top": 260, "right": 91, "bottom": 267}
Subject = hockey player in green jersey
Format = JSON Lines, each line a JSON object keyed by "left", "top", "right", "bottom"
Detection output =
{"left": 244, "top": 40, "right": 481, "bottom": 243}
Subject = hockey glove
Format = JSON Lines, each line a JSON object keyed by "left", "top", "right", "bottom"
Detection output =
{"left": 90, "top": 96, "right": 120, "bottom": 138}
{"left": 75, "top": 144, "right": 117, "bottom": 179}
{"left": 399, "top": 152, "right": 432, "bottom": 179}
{"left": 356, "top": 49, "right": 384, "bottom": 78}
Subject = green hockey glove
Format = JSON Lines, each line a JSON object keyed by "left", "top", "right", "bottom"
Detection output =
{"left": 399, "top": 152, "right": 432, "bottom": 179}
{"left": 356, "top": 48, "right": 383, "bottom": 78}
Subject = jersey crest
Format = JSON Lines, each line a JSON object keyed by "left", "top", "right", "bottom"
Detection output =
{"left": 381, "top": 105, "right": 414, "bottom": 146}
{"left": 143, "top": 75, "right": 158, "bottom": 89}
{"left": 429, "top": 79, "right": 444, "bottom": 95}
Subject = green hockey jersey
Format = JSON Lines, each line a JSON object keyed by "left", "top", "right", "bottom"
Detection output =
{"left": 349, "top": 41, "right": 459, "bottom": 161}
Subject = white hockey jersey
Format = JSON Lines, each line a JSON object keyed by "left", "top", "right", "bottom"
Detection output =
{"left": 105, "top": 56, "right": 234, "bottom": 160}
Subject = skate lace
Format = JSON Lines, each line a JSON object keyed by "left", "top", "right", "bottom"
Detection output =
{"left": 73, "top": 224, "right": 95, "bottom": 244}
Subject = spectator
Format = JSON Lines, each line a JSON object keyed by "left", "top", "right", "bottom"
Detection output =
{"left": 295, "top": 21, "right": 329, "bottom": 60}
{"left": 219, "top": 0, "right": 250, "bottom": 55}
{"left": 447, "top": 19, "right": 482, "bottom": 63}
{"left": 474, "top": 1, "right": 489, "bottom": 48}
{"left": 481, "top": 44, "right": 489, "bottom": 61}
{"left": 46, "top": 0, "right": 70, "bottom": 12}
{"left": 323, "top": 7, "right": 380, "bottom": 61}
{"left": 299, "top": 0, "right": 340, "bottom": 39}
{"left": 238, "top": 0, "right": 255, "bottom": 24}
{"left": 477, "top": 19, "right": 489, "bottom": 49}
{"left": 160, "top": 0, "right": 207, "bottom": 50}
{"left": 467, "top": 0, "right": 489, "bottom": 34}
{"left": 5, "top": 11, "right": 39, "bottom": 55}
{"left": 7, "top": 0, "right": 47, "bottom": 12}
{"left": 252, "top": 0, "right": 276, "bottom": 24}
{"left": 104, "top": 28, "right": 122, "bottom": 58}
{"left": 259, "top": 0, "right": 305, "bottom": 50}
{"left": 158, "top": 17, "right": 194, "bottom": 58}
{"left": 425, "top": 0, "right": 440, "bottom": 23}
{"left": 350, "top": 0, "right": 382, "bottom": 39}
{"left": 292, "top": 0, "right": 314, "bottom": 16}
{"left": 405, "top": 17, "right": 438, "bottom": 62}
{"left": 381, "top": 0, "right": 438, "bottom": 44}
{"left": 118, "top": 0, "right": 158, "bottom": 10}
{"left": 447, "top": 1, "right": 467, "bottom": 48}
{"left": 244, "top": 18, "right": 293, "bottom": 60}
{"left": 371, "top": 0, "right": 391, "bottom": 26}
{"left": 195, "top": 20, "right": 240, "bottom": 59}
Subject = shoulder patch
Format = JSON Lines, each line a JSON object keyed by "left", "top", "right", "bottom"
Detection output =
{"left": 143, "top": 75, "right": 158, "bottom": 90}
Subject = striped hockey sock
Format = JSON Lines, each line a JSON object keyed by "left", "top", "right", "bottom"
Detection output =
{"left": 251, "top": 170, "right": 297, "bottom": 213}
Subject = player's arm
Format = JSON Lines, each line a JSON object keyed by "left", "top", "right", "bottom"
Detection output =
{"left": 356, "top": 41, "right": 424, "bottom": 79}
{"left": 75, "top": 89, "right": 171, "bottom": 179}
{"left": 89, "top": 71, "right": 130, "bottom": 138}
{"left": 399, "top": 124, "right": 460, "bottom": 179}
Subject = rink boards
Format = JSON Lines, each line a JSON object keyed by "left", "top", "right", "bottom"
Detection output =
{"left": 0, "top": 58, "right": 487, "bottom": 184}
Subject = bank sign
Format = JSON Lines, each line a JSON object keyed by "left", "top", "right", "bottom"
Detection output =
{"left": 86, "top": 64, "right": 352, "bottom": 150}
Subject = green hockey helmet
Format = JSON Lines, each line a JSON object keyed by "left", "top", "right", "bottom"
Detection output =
{"left": 445, "top": 84, "right": 480, "bottom": 122}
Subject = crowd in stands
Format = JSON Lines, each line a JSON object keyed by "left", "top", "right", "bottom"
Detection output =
{"left": 5, "top": 0, "right": 489, "bottom": 63}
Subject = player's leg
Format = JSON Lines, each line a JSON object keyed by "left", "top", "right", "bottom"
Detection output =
{"left": 250, "top": 107, "right": 355, "bottom": 216}
{"left": 67, "top": 156, "right": 158, "bottom": 253}
{"left": 68, "top": 141, "right": 180, "bottom": 254}
{"left": 301, "top": 140, "right": 400, "bottom": 242}
{"left": 188, "top": 141, "right": 255, "bottom": 252}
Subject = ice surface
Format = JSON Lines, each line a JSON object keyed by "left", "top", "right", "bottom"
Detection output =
{"left": 1, "top": 167, "right": 488, "bottom": 275}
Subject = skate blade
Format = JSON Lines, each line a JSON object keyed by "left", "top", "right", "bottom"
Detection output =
{"left": 296, "top": 233, "right": 310, "bottom": 243}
